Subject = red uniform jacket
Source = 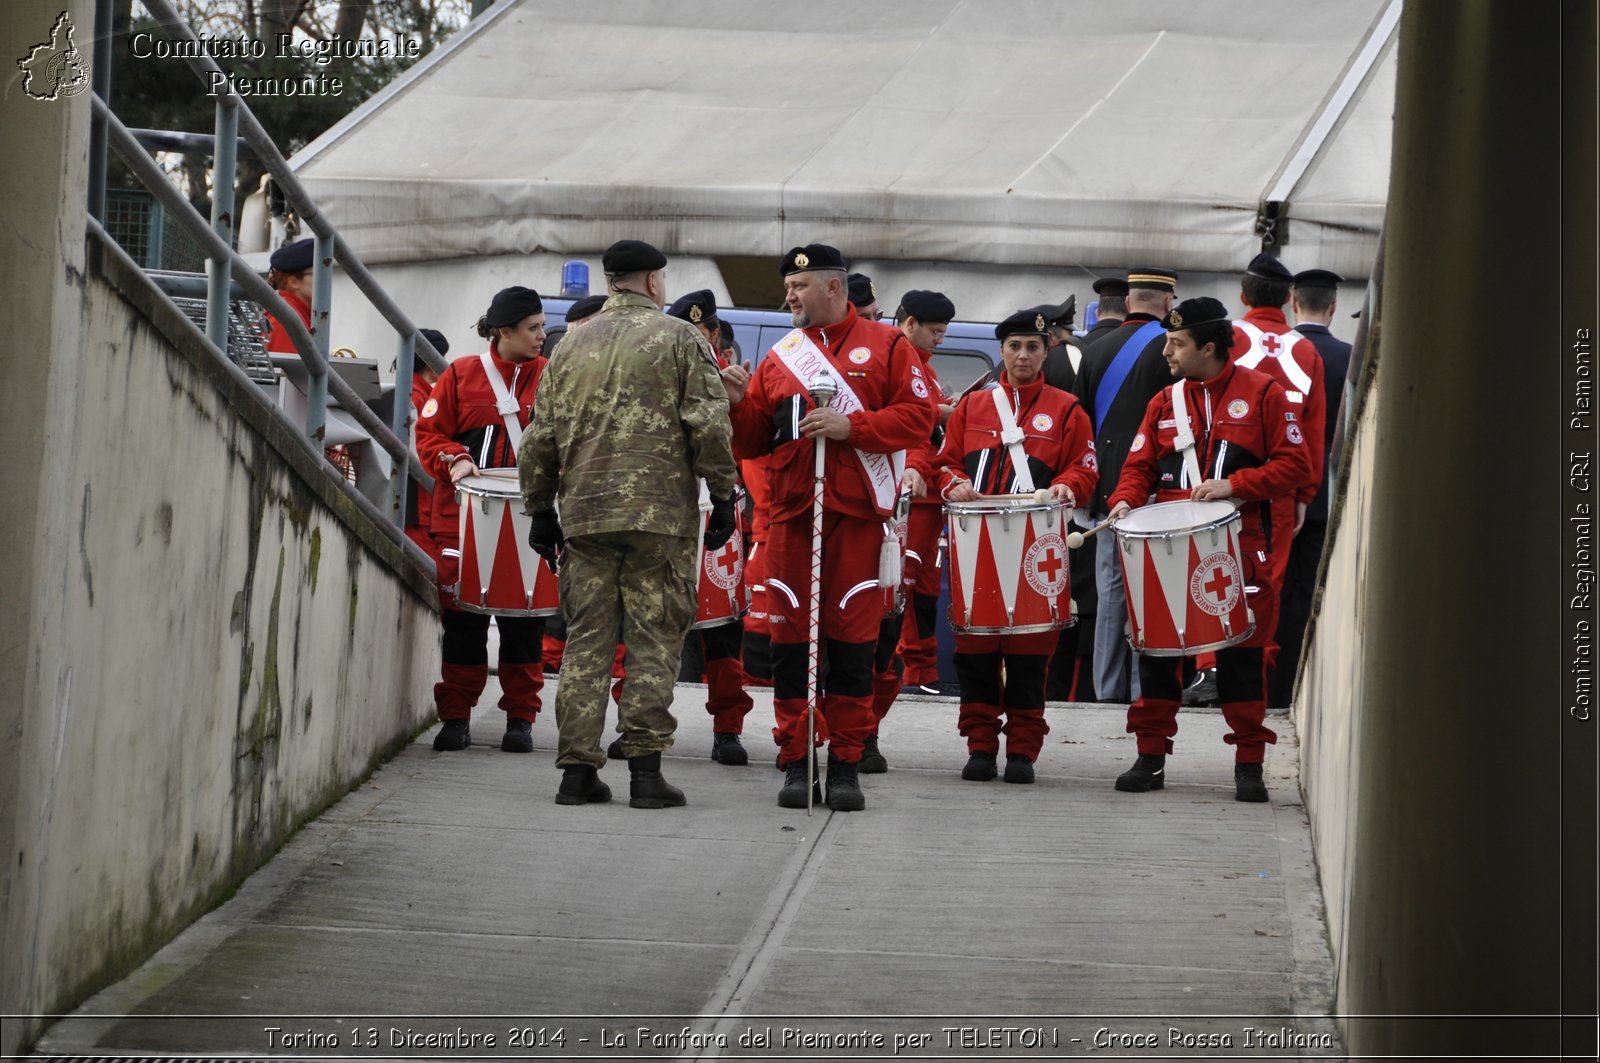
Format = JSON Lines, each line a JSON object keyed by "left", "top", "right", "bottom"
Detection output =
{"left": 263, "top": 290, "right": 312, "bottom": 353}
{"left": 935, "top": 373, "right": 1098, "bottom": 506}
{"left": 414, "top": 344, "right": 546, "bottom": 542}
{"left": 741, "top": 456, "right": 773, "bottom": 542}
{"left": 903, "top": 341, "right": 948, "bottom": 506}
{"left": 405, "top": 374, "right": 436, "bottom": 537}
{"left": 1231, "top": 307, "right": 1324, "bottom": 505}
{"left": 730, "top": 305, "right": 934, "bottom": 523}
{"left": 1109, "top": 361, "right": 1311, "bottom": 562}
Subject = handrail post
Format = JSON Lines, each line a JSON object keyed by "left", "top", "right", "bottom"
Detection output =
{"left": 206, "top": 101, "right": 238, "bottom": 352}
{"left": 391, "top": 332, "right": 417, "bottom": 522}
{"left": 306, "top": 232, "right": 336, "bottom": 442}
{"left": 88, "top": 0, "right": 112, "bottom": 222}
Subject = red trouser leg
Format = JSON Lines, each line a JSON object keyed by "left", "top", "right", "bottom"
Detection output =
{"left": 897, "top": 504, "right": 943, "bottom": 685}
{"left": 741, "top": 540, "right": 774, "bottom": 686}
{"left": 953, "top": 634, "right": 1003, "bottom": 753}
{"left": 997, "top": 631, "right": 1054, "bottom": 761}
{"left": 1217, "top": 581, "right": 1280, "bottom": 762}
{"left": 495, "top": 615, "right": 546, "bottom": 722}
{"left": 702, "top": 620, "right": 753, "bottom": 733}
{"left": 870, "top": 614, "right": 903, "bottom": 726}
{"left": 610, "top": 642, "right": 627, "bottom": 705}
{"left": 1127, "top": 655, "right": 1184, "bottom": 755}
{"left": 435, "top": 606, "right": 490, "bottom": 721}
{"left": 542, "top": 635, "right": 565, "bottom": 673}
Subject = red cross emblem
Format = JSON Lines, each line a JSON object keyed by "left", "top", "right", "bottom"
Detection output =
{"left": 715, "top": 545, "right": 739, "bottom": 579}
{"left": 1204, "top": 565, "right": 1232, "bottom": 602}
{"left": 705, "top": 536, "right": 742, "bottom": 590}
{"left": 1036, "top": 548, "right": 1063, "bottom": 583}
{"left": 1260, "top": 333, "right": 1283, "bottom": 355}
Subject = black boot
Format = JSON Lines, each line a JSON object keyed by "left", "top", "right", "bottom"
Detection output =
{"left": 777, "top": 754, "right": 821, "bottom": 808}
{"left": 710, "top": 732, "right": 749, "bottom": 765}
{"left": 824, "top": 754, "right": 866, "bottom": 812}
{"left": 606, "top": 736, "right": 626, "bottom": 760}
{"left": 628, "top": 752, "right": 686, "bottom": 809}
{"left": 1115, "top": 753, "right": 1166, "bottom": 792}
{"left": 1003, "top": 753, "right": 1035, "bottom": 784}
{"left": 501, "top": 717, "right": 533, "bottom": 753}
{"left": 432, "top": 719, "right": 471, "bottom": 752}
{"left": 555, "top": 764, "right": 612, "bottom": 806}
{"left": 857, "top": 734, "right": 888, "bottom": 774}
{"left": 1234, "top": 762, "right": 1269, "bottom": 803}
{"left": 961, "top": 750, "right": 997, "bottom": 781}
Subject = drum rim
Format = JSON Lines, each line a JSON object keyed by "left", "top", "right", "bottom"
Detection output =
{"left": 1114, "top": 499, "right": 1241, "bottom": 539}
{"left": 456, "top": 473, "right": 523, "bottom": 497}
{"left": 1127, "top": 622, "right": 1256, "bottom": 656}
{"left": 943, "top": 497, "right": 1063, "bottom": 516}
{"left": 454, "top": 601, "right": 561, "bottom": 618}
{"left": 691, "top": 606, "right": 750, "bottom": 630}
{"left": 950, "top": 618, "right": 1075, "bottom": 635}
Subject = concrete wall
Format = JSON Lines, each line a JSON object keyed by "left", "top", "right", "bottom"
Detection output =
{"left": 0, "top": 4, "right": 440, "bottom": 1053}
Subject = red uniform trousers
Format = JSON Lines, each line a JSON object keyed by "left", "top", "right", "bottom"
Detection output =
{"left": 432, "top": 536, "right": 546, "bottom": 722}
{"left": 698, "top": 619, "right": 755, "bottom": 733}
{"left": 1126, "top": 567, "right": 1280, "bottom": 763}
{"left": 953, "top": 630, "right": 1056, "bottom": 760}
{"left": 896, "top": 501, "right": 944, "bottom": 685}
{"left": 765, "top": 511, "right": 885, "bottom": 765}
{"left": 740, "top": 539, "right": 774, "bottom": 685}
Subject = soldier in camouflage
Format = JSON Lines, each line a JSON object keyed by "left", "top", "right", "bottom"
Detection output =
{"left": 518, "top": 239, "right": 740, "bottom": 809}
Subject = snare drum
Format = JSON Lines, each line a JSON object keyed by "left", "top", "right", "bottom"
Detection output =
{"left": 693, "top": 489, "right": 749, "bottom": 630}
{"left": 455, "top": 473, "right": 560, "bottom": 617}
{"left": 1112, "top": 499, "right": 1254, "bottom": 656}
{"left": 945, "top": 496, "right": 1074, "bottom": 634}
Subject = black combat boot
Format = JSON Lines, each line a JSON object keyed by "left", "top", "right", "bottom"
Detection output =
{"left": 777, "top": 754, "right": 821, "bottom": 808}
{"left": 628, "top": 752, "right": 686, "bottom": 809}
{"left": 555, "top": 764, "right": 611, "bottom": 806}
{"left": 1234, "top": 762, "right": 1269, "bottom": 803}
{"left": 1003, "top": 754, "right": 1035, "bottom": 784}
{"left": 710, "top": 732, "right": 749, "bottom": 765}
{"left": 432, "top": 719, "right": 471, "bottom": 752}
{"left": 857, "top": 734, "right": 888, "bottom": 774}
{"left": 606, "top": 736, "right": 626, "bottom": 760}
{"left": 961, "top": 750, "right": 998, "bottom": 781}
{"left": 501, "top": 717, "right": 533, "bottom": 753}
{"left": 824, "top": 753, "right": 866, "bottom": 812}
{"left": 1115, "top": 753, "right": 1166, "bottom": 792}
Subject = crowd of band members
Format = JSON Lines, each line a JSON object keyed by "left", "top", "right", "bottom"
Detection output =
{"left": 261, "top": 236, "right": 1353, "bottom": 810}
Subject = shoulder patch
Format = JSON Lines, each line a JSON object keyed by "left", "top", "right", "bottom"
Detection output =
{"left": 911, "top": 377, "right": 929, "bottom": 398}
{"left": 1287, "top": 423, "right": 1304, "bottom": 445}
{"left": 1031, "top": 412, "right": 1053, "bottom": 432}
{"left": 421, "top": 398, "right": 438, "bottom": 418}
{"left": 1130, "top": 431, "right": 1147, "bottom": 453}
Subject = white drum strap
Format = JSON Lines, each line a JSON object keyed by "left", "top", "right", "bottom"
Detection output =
{"left": 989, "top": 386, "right": 1036, "bottom": 493}
{"left": 1169, "top": 381, "right": 1205, "bottom": 490}
{"left": 477, "top": 352, "right": 526, "bottom": 454}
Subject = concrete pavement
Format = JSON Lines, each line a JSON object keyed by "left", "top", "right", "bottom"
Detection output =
{"left": 33, "top": 680, "right": 1342, "bottom": 1061}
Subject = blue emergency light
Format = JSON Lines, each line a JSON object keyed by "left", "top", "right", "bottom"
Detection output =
{"left": 560, "top": 260, "right": 589, "bottom": 297}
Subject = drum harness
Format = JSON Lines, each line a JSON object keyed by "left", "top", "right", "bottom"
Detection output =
{"left": 1169, "top": 379, "right": 1208, "bottom": 492}
{"left": 476, "top": 351, "right": 529, "bottom": 463}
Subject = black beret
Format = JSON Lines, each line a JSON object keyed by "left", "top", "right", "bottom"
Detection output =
{"left": 1126, "top": 267, "right": 1178, "bottom": 292}
{"left": 1292, "top": 268, "right": 1344, "bottom": 289}
{"left": 417, "top": 327, "right": 449, "bottom": 357}
{"left": 899, "top": 289, "right": 956, "bottom": 324}
{"left": 1092, "top": 277, "right": 1129, "bottom": 298}
{"left": 667, "top": 289, "right": 719, "bottom": 325}
{"left": 601, "top": 239, "right": 668, "bottom": 274}
{"left": 995, "top": 308, "right": 1051, "bottom": 341}
{"left": 1029, "top": 295, "right": 1075, "bottom": 329}
{"left": 847, "top": 272, "right": 877, "bottom": 308}
{"left": 484, "top": 285, "right": 543, "bottom": 329}
{"left": 1245, "top": 251, "right": 1294, "bottom": 283}
{"left": 1162, "top": 296, "right": 1230, "bottom": 332}
{"left": 780, "top": 243, "right": 847, "bottom": 276}
{"left": 269, "top": 238, "right": 314, "bottom": 274}
{"left": 565, "top": 295, "right": 607, "bottom": 323}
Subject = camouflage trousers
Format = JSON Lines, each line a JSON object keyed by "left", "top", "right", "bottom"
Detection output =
{"left": 555, "top": 530, "right": 698, "bottom": 768}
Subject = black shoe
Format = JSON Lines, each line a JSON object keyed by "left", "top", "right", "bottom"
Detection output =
{"left": 432, "top": 719, "right": 471, "bottom": 751}
{"left": 711, "top": 732, "right": 749, "bottom": 766}
{"left": 628, "top": 752, "right": 686, "bottom": 809}
{"left": 857, "top": 734, "right": 888, "bottom": 774}
{"left": 1183, "top": 668, "right": 1219, "bottom": 707}
{"left": 903, "top": 682, "right": 942, "bottom": 696}
{"left": 606, "top": 736, "right": 625, "bottom": 760}
{"left": 777, "top": 756, "right": 821, "bottom": 808}
{"left": 501, "top": 717, "right": 533, "bottom": 753}
{"left": 555, "top": 764, "right": 612, "bottom": 805}
{"left": 961, "top": 750, "right": 998, "bottom": 781}
{"left": 1003, "top": 754, "right": 1035, "bottom": 784}
{"left": 1115, "top": 753, "right": 1166, "bottom": 792}
{"left": 824, "top": 755, "right": 866, "bottom": 812}
{"left": 1234, "top": 762, "right": 1269, "bottom": 803}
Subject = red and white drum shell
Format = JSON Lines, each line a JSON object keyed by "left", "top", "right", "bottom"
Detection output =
{"left": 881, "top": 489, "right": 913, "bottom": 618}
{"left": 1112, "top": 499, "right": 1256, "bottom": 656}
{"left": 693, "top": 491, "right": 749, "bottom": 630}
{"left": 945, "top": 496, "right": 1075, "bottom": 635}
{"left": 455, "top": 472, "right": 560, "bottom": 617}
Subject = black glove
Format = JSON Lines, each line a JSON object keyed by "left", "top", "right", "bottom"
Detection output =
{"left": 703, "top": 495, "right": 737, "bottom": 551}
{"left": 527, "top": 509, "right": 564, "bottom": 571}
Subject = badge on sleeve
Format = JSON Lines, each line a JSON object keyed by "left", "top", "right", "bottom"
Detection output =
{"left": 1287, "top": 424, "right": 1304, "bottom": 445}
{"left": 911, "top": 377, "right": 929, "bottom": 398}
{"left": 1130, "top": 431, "right": 1147, "bottom": 453}
{"left": 1084, "top": 451, "right": 1098, "bottom": 471}
{"left": 421, "top": 398, "right": 439, "bottom": 418}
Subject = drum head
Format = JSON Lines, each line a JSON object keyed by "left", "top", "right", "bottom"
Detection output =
{"left": 1116, "top": 499, "right": 1237, "bottom": 535}
{"left": 458, "top": 473, "right": 521, "bottom": 498}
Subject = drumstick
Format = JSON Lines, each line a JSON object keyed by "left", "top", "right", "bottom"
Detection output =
{"left": 1065, "top": 515, "right": 1117, "bottom": 550}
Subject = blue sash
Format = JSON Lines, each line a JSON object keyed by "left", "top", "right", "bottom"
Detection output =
{"left": 1092, "top": 319, "right": 1165, "bottom": 433}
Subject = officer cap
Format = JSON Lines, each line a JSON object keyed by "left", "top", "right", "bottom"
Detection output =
{"left": 995, "top": 308, "right": 1051, "bottom": 341}
{"left": 484, "top": 286, "right": 543, "bottom": 329}
{"left": 601, "top": 239, "right": 668, "bottom": 275}
{"left": 780, "top": 243, "right": 847, "bottom": 276}
{"left": 1028, "top": 295, "right": 1075, "bottom": 329}
{"left": 1092, "top": 277, "right": 1129, "bottom": 298}
{"left": 417, "top": 327, "right": 449, "bottom": 357}
{"left": 269, "top": 238, "right": 314, "bottom": 274}
{"left": 899, "top": 289, "right": 956, "bottom": 324}
{"left": 1126, "top": 267, "right": 1178, "bottom": 292}
{"left": 565, "top": 295, "right": 607, "bottom": 324}
{"left": 1245, "top": 251, "right": 1294, "bottom": 283}
{"left": 667, "top": 289, "right": 719, "bottom": 325}
{"left": 1292, "top": 268, "right": 1344, "bottom": 289}
{"left": 1162, "top": 296, "right": 1230, "bottom": 333}
{"left": 847, "top": 272, "right": 878, "bottom": 309}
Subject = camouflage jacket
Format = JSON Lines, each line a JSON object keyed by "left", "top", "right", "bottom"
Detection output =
{"left": 519, "top": 291, "right": 737, "bottom": 539}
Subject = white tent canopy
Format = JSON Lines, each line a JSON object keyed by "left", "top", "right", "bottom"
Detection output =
{"left": 295, "top": 0, "right": 1396, "bottom": 284}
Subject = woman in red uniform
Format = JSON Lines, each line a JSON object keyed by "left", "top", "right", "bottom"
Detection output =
{"left": 935, "top": 310, "right": 1098, "bottom": 784}
{"left": 403, "top": 327, "right": 447, "bottom": 557}
{"left": 262, "top": 238, "right": 314, "bottom": 353}
{"left": 414, "top": 287, "right": 549, "bottom": 753}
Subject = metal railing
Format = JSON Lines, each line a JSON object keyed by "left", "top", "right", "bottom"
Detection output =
{"left": 92, "top": 0, "right": 460, "bottom": 574}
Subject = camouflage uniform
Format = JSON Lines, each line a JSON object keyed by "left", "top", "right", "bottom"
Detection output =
{"left": 519, "top": 291, "right": 738, "bottom": 767}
